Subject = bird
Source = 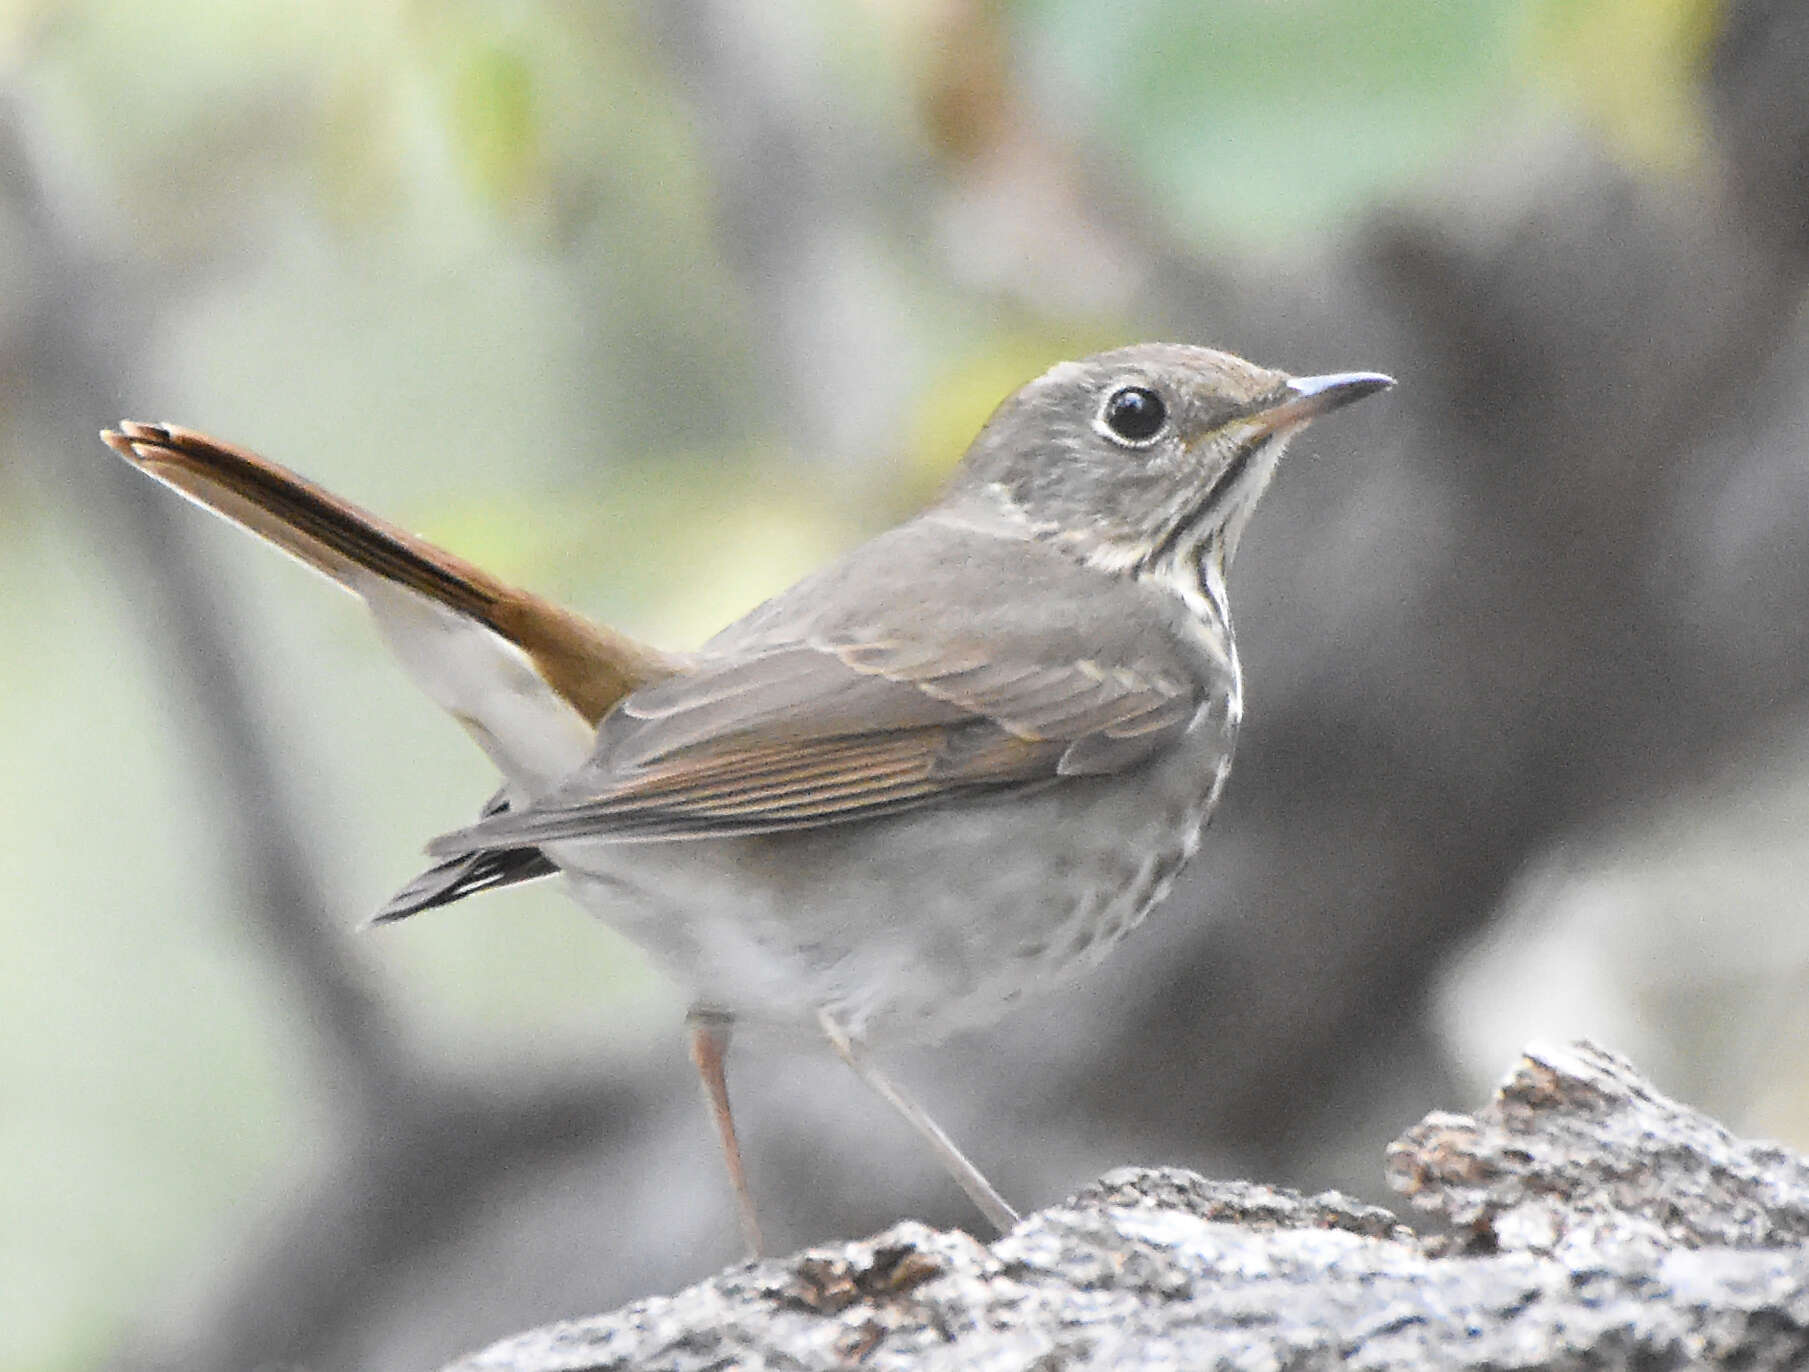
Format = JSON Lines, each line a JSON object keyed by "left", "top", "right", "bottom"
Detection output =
{"left": 105, "top": 343, "right": 1391, "bottom": 1256}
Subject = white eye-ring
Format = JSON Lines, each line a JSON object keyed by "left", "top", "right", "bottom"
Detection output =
{"left": 1096, "top": 385, "right": 1168, "bottom": 447}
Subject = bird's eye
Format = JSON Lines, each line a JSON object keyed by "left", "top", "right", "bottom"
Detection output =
{"left": 1100, "top": 386, "right": 1167, "bottom": 445}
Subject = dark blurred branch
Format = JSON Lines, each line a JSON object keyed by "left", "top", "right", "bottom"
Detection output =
{"left": 125, "top": 1067, "right": 663, "bottom": 1372}
{"left": 0, "top": 93, "right": 412, "bottom": 1114}
{"left": 632, "top": 0, "right": 930, "bottom": 463}
{"left": 1711, "top": 0, "right": 1809, "bottom": 258}
{"left": 0, "top": 89, "right": 668, "bottom": 1372}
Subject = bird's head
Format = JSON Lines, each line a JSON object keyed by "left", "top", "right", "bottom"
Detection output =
{"left": 948, "top": 342, "right": 1392, "bottom": 578}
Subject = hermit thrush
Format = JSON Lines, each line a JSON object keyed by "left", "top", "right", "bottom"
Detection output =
{"left": 105, "top": 344, "right": 1390, "bottom": 1254}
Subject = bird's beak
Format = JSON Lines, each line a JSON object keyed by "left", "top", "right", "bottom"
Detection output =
{"left": 1248, "top": 371, "right": 1394, "bottom": 437}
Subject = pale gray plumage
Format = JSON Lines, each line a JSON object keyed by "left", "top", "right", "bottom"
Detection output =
{"left": 105, "top": 343, "right": 1392, "bottom": 1251}
{"left": 429, "top": 516, "right": 1204, "bottom": 847}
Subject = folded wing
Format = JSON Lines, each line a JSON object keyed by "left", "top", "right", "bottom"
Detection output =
{"left": 429, "top": 633, "right": 1200, "bottom": 850}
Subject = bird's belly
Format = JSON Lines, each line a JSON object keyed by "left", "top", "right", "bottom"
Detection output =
{"left": 553, "top": 713, "right": 1235, "bottom": 1044}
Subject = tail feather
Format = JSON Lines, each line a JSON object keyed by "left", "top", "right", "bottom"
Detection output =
{"left": 368, "top": 790, "right": 558, "bottom": 923}
{"left": 106, "top": 422, "right": 681, "bottom": 793}
{"left": 104, "top": 422, "right": 675, "bottom": 727}
{"left": 104, "top": 422, "right": 494, "bottom": 609}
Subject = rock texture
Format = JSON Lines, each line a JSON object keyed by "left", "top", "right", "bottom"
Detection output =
{"left": 444, "top": 1043, "right": 1809, "bottom": 1370}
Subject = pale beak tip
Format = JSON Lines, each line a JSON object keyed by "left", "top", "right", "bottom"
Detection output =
{"left": 1286, "top": 371, "right": 1395, "bottom": 407}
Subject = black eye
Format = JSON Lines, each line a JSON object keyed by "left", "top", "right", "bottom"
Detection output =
{"left": 1101, "top": 386, "right": 1167, "bottom": 444}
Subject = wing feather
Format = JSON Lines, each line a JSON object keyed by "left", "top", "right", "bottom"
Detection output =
{"left": 370, "top": 789, "right": 558, "bottom": 923}
{"left": 429, "top": 635, "right": 1195, "bottom": 853}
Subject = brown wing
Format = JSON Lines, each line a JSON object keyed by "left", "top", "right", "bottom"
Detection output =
{"left": 427, "top": 637, "right": 1199, "bottom": 849}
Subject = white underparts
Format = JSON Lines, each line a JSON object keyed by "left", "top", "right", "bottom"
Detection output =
{"left": 358, "top": 577, "right": 596, "bottom": 794}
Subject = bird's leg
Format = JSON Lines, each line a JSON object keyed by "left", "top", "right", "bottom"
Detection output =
{"left": 817, "top": 1009, "right": 1020, "bottom": 1234}
{"left": 687, "top": 1008, "right": 765, "bottom": 1258}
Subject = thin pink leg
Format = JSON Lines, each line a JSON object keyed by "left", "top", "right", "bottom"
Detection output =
{"left": 688, "top": 1010, "right": 765, "bottom": 1258}
{"left": 819, "top": 1009, "right": 1019, "bottom": 1233}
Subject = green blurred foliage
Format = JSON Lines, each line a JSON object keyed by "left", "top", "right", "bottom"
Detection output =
{"left": 1521, "top": 0, "right": 1722, "bottom": 172}
{"left": 1023, "top": 0, "right": 1521, "bottom": 250}
{"left": 443, "top": 32, "right": 540, "bottom": 206}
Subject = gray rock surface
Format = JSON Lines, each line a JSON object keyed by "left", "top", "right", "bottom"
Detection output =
{"left": 445, "top": 1043, "right": 1809, "bottom": 1370}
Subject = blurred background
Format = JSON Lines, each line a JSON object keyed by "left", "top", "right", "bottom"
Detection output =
{"left": 4, "top": 0, "right": 1809, "bottom": 1367}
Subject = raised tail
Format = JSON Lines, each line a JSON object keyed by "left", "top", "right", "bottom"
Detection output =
{"left": 104, "top": 421, "right": 678, "bottom": 790}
